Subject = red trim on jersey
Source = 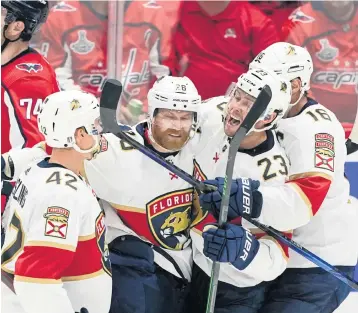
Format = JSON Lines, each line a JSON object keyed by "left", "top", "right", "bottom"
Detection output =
{"left": 289, "top": 176, "right": 331, "bottom": 216}
{"left": 15, "top": 246, "right": 74, "bottom": 279}
{"left": 62, "top": 238, "right": 102, "bottom": 277}
{"left": 255, "top": 232, "right": 291, "bottom": 259}
{"left": 15, "top": 238, "right": 103, "bottom": 279}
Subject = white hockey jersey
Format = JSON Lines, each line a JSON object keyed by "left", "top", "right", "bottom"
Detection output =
{"left": 2, "top": 123, "right": 204, "bottom": 281}
{"left": 84, "top": 123, "right": 203, "bottom": 281}
{"left": 1, "top": 158, "right": 111, "bottom": 313}
{"left": 189, "top": 96, "right": 291, "bottom": 287}
{"left": 257, "top": 99, "right": 358, "bottom": 267}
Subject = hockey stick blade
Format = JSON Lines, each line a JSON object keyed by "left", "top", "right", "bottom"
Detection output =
{"left": 100, "top": 79, "right": 123, "bottom": 134}
{"left": 346, "top": 101, "right": 358, "bottom": 155}
{"left": 206, "top": 85, "right": 272, "bottom": 313}
{"left": 99, "top": 79, "right": 213, "bottom": 193}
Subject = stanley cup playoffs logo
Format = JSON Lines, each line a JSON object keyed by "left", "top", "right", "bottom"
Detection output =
{"left": 147, "top": 188, "right": 194, "bottom": 250}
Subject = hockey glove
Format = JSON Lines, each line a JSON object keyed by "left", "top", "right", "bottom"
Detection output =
{"left": 200, "top": 177, "right": 263, "bottom": 221}
{"left": 203, "top": 223, "right": 260, "bottom": 270}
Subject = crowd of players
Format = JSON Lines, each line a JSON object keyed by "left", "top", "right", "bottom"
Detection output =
{"left": 1, "top": 1, "right": 358, "bottom": 313}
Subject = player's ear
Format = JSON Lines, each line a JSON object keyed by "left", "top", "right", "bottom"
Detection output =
{"left": 254, "top": 113, "right": 277, "bottom": 129}
{"left": 6, "top": 21, "right": 25, "bottom": 39}
{"left": 74, "top": 127, "right": 86, "bottom": 143}
{"left": 290, "top": 78, "right": 302, "bottom": 95}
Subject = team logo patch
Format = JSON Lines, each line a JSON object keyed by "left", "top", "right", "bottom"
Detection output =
{"left": 16, "top": 63, "right": 43, "bottom": 73}
{"left": 147, "top": 188, "right": 193, "bottom": 250}
{"left": 70, "top": 30, "right": 95, "bottom": 55}
{"left": 70, "top": 99, "right": 81, "bottom": 110}
{"left": 53, "top": 2, "right": 77, "bottom": 12}
{"left": 44, "top": 207, "right": 70, "bottom": 239}
{"left": 224, "top": 28, "right": 237, "bottom": 39}
{"left": 316, "top": 39, "right": 339, "bottom": 62}
{"left": 289, "top": 9, "right": 315, "bottom": 23}
{"left": 314, "top": 133, "right": 335, "bottom": 172}
{"left": 96, "top": 212, "right": 111, "bottom": 275}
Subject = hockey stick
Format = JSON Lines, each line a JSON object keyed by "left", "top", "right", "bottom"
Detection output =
{"left": 100, "top": 80, "right": 358, "bottom": 294}
{"left": 346, "top": 101, "right": 358, "bottom": 154}
{"left": 99, "top": 79, "right": 214, "bottom": 194}
{"left": 205, "top": 85, "right": 272, "bottom": 313}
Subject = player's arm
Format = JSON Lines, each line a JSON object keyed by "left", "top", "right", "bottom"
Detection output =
{"left": 202, "top": 224, "right": 289, "bottom": 282}
{"left": 257, "top": 117, "right": 343, "bottom": 231}
{"left": 249, "top": 6, "right": 280, "bottom": 56}
{"left": 13, "top": 190, "right": 81, "bottom": 313}
{"left": 2, "top": 142, "right": 49, "bottom": 181}
{"left": 39, "top": 10, "right": 79, "bottom": 91}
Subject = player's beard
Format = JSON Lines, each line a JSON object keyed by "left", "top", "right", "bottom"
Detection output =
{"left": 152, "top": 125, "right": 191, "bottom": 151}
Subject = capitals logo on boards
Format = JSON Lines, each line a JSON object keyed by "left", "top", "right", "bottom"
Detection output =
{"left": 147, "top": 188, "right": 194, "bottom": 250}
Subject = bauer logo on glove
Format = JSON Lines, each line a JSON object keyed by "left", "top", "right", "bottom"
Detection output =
{"left": 199, "top": 177, "right": 263, "bottom": 221}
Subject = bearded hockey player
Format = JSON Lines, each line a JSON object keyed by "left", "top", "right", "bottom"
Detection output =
{"left": 201, "top": 42, "right": 358, "bottom": 313}
{"left": 188, "top": 68, "right": 292, "bottom": 313}
{"left": 2, "top": 76, "right": 202, "bottom": 313}
{"left": 1, "top": 0, "right": 59, "bottom": 212}
{"left": 1, "top": 91, "right": 111, "bottom": 313}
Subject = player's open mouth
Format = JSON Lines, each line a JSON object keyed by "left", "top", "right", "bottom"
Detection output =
{"left": 168, "top": 134, "right": 181, "bottom": 138}
{"left": 227, "top": 114, "right": 241, "bottom": 126}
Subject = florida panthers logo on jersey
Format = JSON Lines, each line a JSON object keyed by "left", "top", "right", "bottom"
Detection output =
{"left": 147, "top": 188, "right": 194, "bottom": 250}
{"left": 96, "top": 212, "right": 111, "bottom": 276}
{"left": 16, "top": 63, "right": 43, "bottom": 73}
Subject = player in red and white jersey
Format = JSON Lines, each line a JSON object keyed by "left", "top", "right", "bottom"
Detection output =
{"left": 38, "top": 0, "right": 172, "bottom": 120}
{"left": 281, "top": 1, "right": 358, "bottom": 124}
{"left": 1, "top": 90, "right": 111, "bottom": 313}
{"left": 1, "top": 0, "right": 59, "bottom": 153}
{"left": 1, "top": 0, "right": 59, "bottom": 215}
{"left": 201, "top": 42, "right": 357, "bottom": 312}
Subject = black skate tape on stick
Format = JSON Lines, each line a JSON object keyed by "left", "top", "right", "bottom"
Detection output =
{"left": 100, "top": 79, "right": 123, "bottom": 134}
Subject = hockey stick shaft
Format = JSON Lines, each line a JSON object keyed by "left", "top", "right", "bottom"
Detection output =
{"left": 245, "top": 217, "right": 358, "bottom": 290}
{"left": 100, "top": 80, "right": 358, "bottom": 294}
{"left": 206, "top": 85, "right": 272, "bottom": 313}
{"left": 346, "top": 100, "right": 358, "bottom": 154}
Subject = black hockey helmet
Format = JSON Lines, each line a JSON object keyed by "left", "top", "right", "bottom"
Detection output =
{"left": 2, "top": 0, "right": 49, "bottom": 41}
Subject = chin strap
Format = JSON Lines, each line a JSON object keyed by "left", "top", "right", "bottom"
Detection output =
{"left": 72, "top": 135, "right": 100, "bottom": 155}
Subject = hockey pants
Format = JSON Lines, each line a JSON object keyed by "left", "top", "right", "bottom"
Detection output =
{"left": 108, "top": 235, "right": 190, "bottom": 313}
{"left": 188, "top": 262, "right": 269, "bottom": 313}
{"left": 259, "top": 266, "right": 355, "bottom": 313}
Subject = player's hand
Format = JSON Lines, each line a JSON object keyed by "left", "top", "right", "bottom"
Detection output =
{"left": 199, "top": 177, "right": 263, "bottom": 220}
{"left": 203, "top": 223, "right": 260, "bottom": 270}
{"left": 118, "top": 105, "right": 147, "bottom": 126}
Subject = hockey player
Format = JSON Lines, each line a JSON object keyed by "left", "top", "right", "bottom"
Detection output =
{"left": 1, "top": 90, "right": 112, "bottom": 313}
{"left": 188, "top": 68, "right": 293, "bottom": 313}
{"left": 200, "top": 42, "right": 357, "bottom": 313}
{"left": 1, "top": 0, "right": 59, "bottom": 211}
{"left": 2, "top": 76, "right": 202, "bottom": 313}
